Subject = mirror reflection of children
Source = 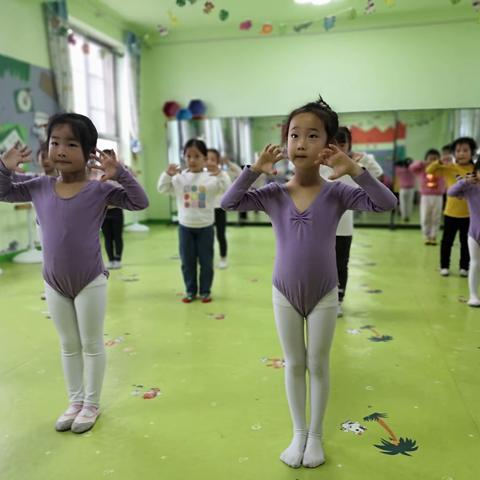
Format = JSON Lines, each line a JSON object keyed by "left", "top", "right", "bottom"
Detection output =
{"left": 448, "top": 163, "right": 480, "bottom": 306}
{"left": 409, "top": 149, "right": 445, "bottom": 245}
{"left": 426, "top": 137, "right": 476, "bottom": 277}
{"left": 394, "top": 157, "right": 416, "bottom": 222}
{"left": 157, "top": 139, "right": 230, "bottom": 302}
{"left": 206, "top": 149, "right": 232, "bottom": 269}
{"left": 222, "top": 97, "right": 397, "bottom": 468}
{"left": 320, "top": 126, "right": 383, "bottom": 317}
{"left": 0, "top": 113, "right": 149, "bottom": 434}
{"left": 101, "top": 149, "right": 125, "bottom": 270}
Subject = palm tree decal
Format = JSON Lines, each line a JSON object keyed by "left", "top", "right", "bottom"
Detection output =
{"left": 363, "top": 412, "right": 418, "bottom": 456}
{"left": 361, "top": 325, "right": 393, "bottom": 342}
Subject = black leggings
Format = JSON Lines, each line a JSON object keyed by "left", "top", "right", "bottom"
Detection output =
{"left": 102, "top": 208, "right": 124, "bottom": 261}
{"left": 440, "top": 215, "right": 469, "bottom": 270}
{"left": 215, "top": 208, "right": 227, "bottom": 258}
{"left": 336, "top": 235, "right": 353, "bottom": 302}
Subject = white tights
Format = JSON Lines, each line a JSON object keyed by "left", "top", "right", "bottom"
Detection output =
{"left": 468, "top": 236, "right": 480, "bottom": 302}
{"left": 272, "top": 286, "right": 338, "bottom": 467}
{"left": 45, "top": 274, "right": 107, "bottom": 407}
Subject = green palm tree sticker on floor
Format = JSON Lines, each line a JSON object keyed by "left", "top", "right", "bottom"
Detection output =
{"left": 361, "top": 325, "right": 393, "bottom": 342}
{"left": 363, "top": 412, "right": 419, "bottom": 456}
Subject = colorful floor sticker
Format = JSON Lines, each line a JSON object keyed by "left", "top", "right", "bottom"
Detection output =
{"left": 363, "top": 412, "right": 419, "bottom": 456}
{"left": 261, "top": 357, "right": 285, "bottom": 368}
{"left": 119, "top": 274, "right": 139, "bottom": 282}
{"left": 206, "top": 312, "right": 225, "bottom": 320}
{"left": 341, "top": 412, "right": 418, "bottom": 456}
{"left": 347, "top": 325, "right": 393, "bottom": 342}
{"left": 131, "top": 385, "right": 162, "bottom": 399}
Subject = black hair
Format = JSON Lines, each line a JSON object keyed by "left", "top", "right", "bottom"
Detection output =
{"left": 451, "top": 136, "right": 478, "bottom": 160}
{"left": 183, "top": 138, "right": 208, "bottom": 157}
{"left": 334, "top": 126, "right": 352, "bottom": 149}
{"left": 395, "top": 157, "right": 413, "bottom": 167}
{"left": 207, "top": 148, "right": 221, "bottom": 162}
{"left": 36, "top": 142, "right": 48, "bottom": 160}
{"left": 47, "top": 113, "right": 98, "bottom": 162}
{"left": 424, "top": 148, "right": 440, "bottom": 160}
{"left": 441, "top": 144, "right": 451, "bottom": 152}
{"left": 282, "top": 96, "right": 339, "bottom": 144}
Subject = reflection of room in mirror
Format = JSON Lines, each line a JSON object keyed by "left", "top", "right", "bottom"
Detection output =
{"left": 166, "top": 109, "right": 480, "bottom": 226}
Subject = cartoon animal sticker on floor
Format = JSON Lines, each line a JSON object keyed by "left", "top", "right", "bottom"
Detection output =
{"left": 361, "top": 325, "right": 393, "bottom": 342}
{"left": 131, "top": 385, "right": 162, "bottom": 399}
{"left": 120, "top": 274, "right": 139, "bottom": 282}
{"left": 261, "top": 357, "right": 285, "bottom": 369}
{"left": 143, "top": 387, "right": 161, "bottom": 399}
{"left": 105, "top": 336, "right": 124, "bottom": 347}
{"left": 363, "top": 412, "right": 419, "bottom": 456}
{"left": 206, "top": 313, "right": 225, "bottom": 320}
{"left": 341, "top": 420, "right": 367, "bottom": 435}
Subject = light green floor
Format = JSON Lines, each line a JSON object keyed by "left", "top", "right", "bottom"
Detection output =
{"left": 0, "top": 226, "right": 478, "bottom": 480}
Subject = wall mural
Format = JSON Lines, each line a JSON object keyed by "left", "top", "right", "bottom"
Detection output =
{"left": 0, "top": 53, "right": 59, "bottom": 171}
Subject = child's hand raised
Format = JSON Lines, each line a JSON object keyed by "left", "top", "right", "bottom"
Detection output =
{"left": 319, "top": 144, "right": 363, "bottom": 180}
{"left": 208, "top": 165, "right": 221, "bottom": 176}
{"left": 465, "top": 172, "right": 479, "bottom": 184}
{"left": 89, "top": 148, "right": 121, "bottom": 182}
{"left": 251, "top": 144, "right": 283, "bottom": 175}
{"left": 1, "top": 143, "right": 32, "bottom": 171}
{"left": 166, "top": 164, "right": 180, "bottom": 177}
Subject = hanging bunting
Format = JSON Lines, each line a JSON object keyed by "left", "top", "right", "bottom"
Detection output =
{"left": 67, "top": 29, "right": 76, "bottom": 45}
{"left": 188, "top": 0, "right": 197, "bottom": 3}
{"left": 450, "top": 0, "right": 461, "bottom": 4}
{"left": 219, "top": 9, "right": 229, "bottom": 21}
{"left": 278, "top": 23, "right": 288, "bottom": 35}
{"left": 324, "top": 16, "right": 336, "bottom": 31}
{"left": 157, "top": 24, "right": 169, "bottom": 36}
{"left": 293, "top": 21, "right": 313, "bottom": 33}
{"left": 365, "top": 0, "right": 376, "bottom": 14}
{"left": 176, "top": 0, "right": 187, "bottom": 6}
{"left": 203, "top": 2, "right": 215, "bottom": 14}
{"left": 168, "top": 10, "right": 180, "bottom": 26}
{"left": 240, "top": 20, "right": 252, "bottom": 30}
{"left": 261, "top": 23, "right": 273, "bottom": 35}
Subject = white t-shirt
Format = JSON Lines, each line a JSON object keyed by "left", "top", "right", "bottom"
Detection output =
{"left": 319, "top": 153, "right": 383, "bottom": 236}
{"left": 157, "top": 170, "right": 230, "bottom": 228}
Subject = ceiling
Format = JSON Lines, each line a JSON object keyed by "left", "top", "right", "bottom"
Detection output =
{"left": 88, "top": 0, "right": 477, "bottom": 42}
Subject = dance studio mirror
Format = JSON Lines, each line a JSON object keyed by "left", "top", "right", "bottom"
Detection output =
{"left": 165, "top": 108, "right": 480, "bottom": 227}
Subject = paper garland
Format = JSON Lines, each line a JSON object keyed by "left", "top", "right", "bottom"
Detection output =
{"left": 365, "top": 0, "right": 376, "bottom": 15}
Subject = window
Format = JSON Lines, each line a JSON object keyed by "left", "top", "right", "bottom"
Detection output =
{"left": 68, "top": 29, "right": 118, "bottom": 151}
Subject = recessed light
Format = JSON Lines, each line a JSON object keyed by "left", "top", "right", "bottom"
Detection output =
{"left": 295, "top": 0, "right": 332, "bottom": 5}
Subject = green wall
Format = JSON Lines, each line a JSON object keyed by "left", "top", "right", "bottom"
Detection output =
{"left": 141, "top": 21, "right": 480, "bottom": 219}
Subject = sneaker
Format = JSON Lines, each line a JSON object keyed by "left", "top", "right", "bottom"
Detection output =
{"left": 459, "top": 269, "right": 469, "bottom": 277}
{"left": 337, "top": 303, "right": 343, "bottom": 318}
{"left": 182, "top": 294, "right": 196, "bottom": 303}
{"left": 55, "top": 403, "right": 83, "bottom": 432}
{"left": 200, "top": 294, "right": 212, "bottom": 303}
{"left": 113, "top": 260, "right": 122, "bottom": 269}
{"left": 440, "top": 268, "right": 450, "bottom": 277}
{"left": 107, "top": 261, "right": 116, "bottom": 270}
{"left": 71, "top": 405, "right": 101, "bottom": 434}
{"left": 218, "top": 258, "right": 228, "bottom": 269}
{"left": 40, "top": 292, "right": 46, "bottom": 300}
{"left": 429, "top": 239, "right": 438, "bottom": 246}
{"left": 467, "top": 298, "right": 480, "bottom": 307}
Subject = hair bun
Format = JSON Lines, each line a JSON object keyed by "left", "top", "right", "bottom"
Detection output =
{"left": 315, "top": 96, "right": 333, "bottom": 111}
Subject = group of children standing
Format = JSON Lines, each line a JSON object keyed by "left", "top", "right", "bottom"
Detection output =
{"left": 1, "top": 100, "right": 479, "bottom": 471}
